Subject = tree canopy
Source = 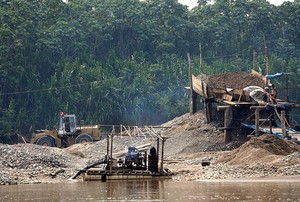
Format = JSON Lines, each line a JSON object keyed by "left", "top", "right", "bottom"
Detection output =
{"left": 1, "top": 0, "right": 300, "bottom": 143}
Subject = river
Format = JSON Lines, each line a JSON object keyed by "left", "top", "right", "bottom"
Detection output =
{"left": 1, "top": 177, "right": 300, "bottom": 201}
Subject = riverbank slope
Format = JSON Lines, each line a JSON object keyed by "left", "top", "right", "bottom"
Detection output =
{"left": 1, "top": 111, "right": 300, "bottom": 185}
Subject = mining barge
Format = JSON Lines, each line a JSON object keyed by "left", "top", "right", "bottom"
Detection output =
{"left": 71, "top": 125, "right": 173, "bottom": 182}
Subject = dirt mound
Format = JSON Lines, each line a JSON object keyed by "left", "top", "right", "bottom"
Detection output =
{"left": 200, "top": 71, "right": 265, "bottom": 89}
{"left": 218, "top": 134, "right": 300, "bottom": 165}
{"left": 162, "top": 112, "right": 240, "bottom": 157}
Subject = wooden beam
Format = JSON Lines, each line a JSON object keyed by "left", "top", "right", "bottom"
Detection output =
{"left": 217, "top": 105, "right": 231, "bottom": 111}
{"left": 250, "top": 106, "right": 266, "bottom": 109}
{"left": 218, "top": 127, "right": 245, "bottom": 130}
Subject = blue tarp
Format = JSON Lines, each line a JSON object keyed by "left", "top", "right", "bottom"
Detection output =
{"left": 241, "top": 123, "right": 283, "bottom": 139}
{"left": 265, "top": 72, "right": 287, "bottom": 80}
{"left": 241, "top": 122, "right": 300, "bottom": 140}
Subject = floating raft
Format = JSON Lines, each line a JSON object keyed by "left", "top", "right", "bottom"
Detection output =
{"left": 84, "top": 168, "right": 172, "bottom": 181}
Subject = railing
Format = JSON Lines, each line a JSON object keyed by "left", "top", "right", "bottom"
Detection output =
{"left": 98, "top": 125, "right": 170, "bottom": 140}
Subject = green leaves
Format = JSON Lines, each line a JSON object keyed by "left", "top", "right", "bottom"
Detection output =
{"left": 1, "top": 0, "right": 300, "bottom": 142}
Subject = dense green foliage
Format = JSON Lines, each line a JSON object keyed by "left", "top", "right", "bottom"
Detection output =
{"left": 1, "top": 0, "right": 300, "bottom": 142}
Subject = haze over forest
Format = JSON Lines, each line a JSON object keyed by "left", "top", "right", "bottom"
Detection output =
{"left": 1, "top": 0, "right": 300, "bottom": 143}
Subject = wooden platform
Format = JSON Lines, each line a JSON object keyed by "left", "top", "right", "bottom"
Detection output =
{"left": 83, "top": 168, "right": 173, "bottom": 181}
{"left": 242, "top": 123, "right": 300, "bottom": 141}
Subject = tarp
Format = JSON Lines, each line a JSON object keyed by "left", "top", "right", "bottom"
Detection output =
{"left": 265, "top": 72, "right": 287, "bottom": 80}
{"left": 241, "top": 123, "right": 283, "bottom": 139}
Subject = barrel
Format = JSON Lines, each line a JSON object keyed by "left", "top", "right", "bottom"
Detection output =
{"left": 148, "top": 155, "right": 158, "bottom": 173}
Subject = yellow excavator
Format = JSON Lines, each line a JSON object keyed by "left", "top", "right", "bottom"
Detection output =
{"left": 30, "top": 112, "right": 101, "bottom": 148}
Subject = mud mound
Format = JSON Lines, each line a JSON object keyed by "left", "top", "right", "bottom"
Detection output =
{"left": 200, "top": 71, "right": 265, "bottom": 89}
{"left": 218, "top": 134, "right": 300, "bottom": 165}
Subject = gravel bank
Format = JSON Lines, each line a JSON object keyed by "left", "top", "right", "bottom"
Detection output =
{"left": 1, "top": 111, "right": 300, "bottom": 185}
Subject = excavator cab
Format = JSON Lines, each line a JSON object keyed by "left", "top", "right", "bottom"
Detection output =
{"left": 58, "top": 113, "right": 77, "bottom": 135}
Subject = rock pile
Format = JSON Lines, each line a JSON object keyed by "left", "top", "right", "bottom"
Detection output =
{"left": 0, "top": 143, "right": 88, "bottom": 185}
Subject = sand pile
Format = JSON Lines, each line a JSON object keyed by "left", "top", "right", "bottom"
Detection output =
{"left": 218, "top": 134, "right": 300, "bottom": 165}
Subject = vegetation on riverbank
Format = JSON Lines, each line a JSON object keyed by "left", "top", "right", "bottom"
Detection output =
{"left": 1, "top": 0, "right": 300, "bottom": 142}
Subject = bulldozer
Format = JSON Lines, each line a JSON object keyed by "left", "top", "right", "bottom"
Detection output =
{"left": 30, "top": 112, "right": 102, "bottom": 148}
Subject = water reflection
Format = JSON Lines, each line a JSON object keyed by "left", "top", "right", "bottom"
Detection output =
{"left": 1, "top": 179, "right": 300, "bottom": 201}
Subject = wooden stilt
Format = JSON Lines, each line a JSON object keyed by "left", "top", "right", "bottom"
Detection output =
{"left": 192, "top": 90, "right": 197, "bottom": 114}
{"left": 224, "top": 107, "right": 232, "bottom": 143}
{"left": 217, "top": 105, "right": 232, "bottom": 142}
{"left": 187, "top": 52, "right": 194, "bottom": 115}
{"left": 255, "top": 108, "right": 260, "bottom": 137}
{"left": 269, "top": 114, "right": 273, "bottom": 134}
{"left": 160, "top": 138, "right": 165, "bottom": 173}
{"left": 250, "top": 106, "right": 266, "bottom": 137}
{"left": 281, "top": 110, "right": 286, "bottom": 138}
{"left": 204, "top": 99, "right": 212, "bottom": 123}
{"left": 110, "top": 134, "right": 113, "bottom": 173}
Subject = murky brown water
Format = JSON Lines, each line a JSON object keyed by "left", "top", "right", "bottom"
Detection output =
{"left": 1, "top": 178, "right": 300, "bottom": 201}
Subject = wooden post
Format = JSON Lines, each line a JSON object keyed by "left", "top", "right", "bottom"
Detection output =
{"left": 255, "top": 108, "right": 260, "bottom": 137}
{"left": 217, "top": 106, "right": 232, "bottom": 142}
{"left": 224, "top": 107, "right": 232, "bottom": 142}
{"left": 253, "top": 50, "right": 256, "bottom": 71}
{"left": 160, "top": 137, "right": 165, "bottom": 173}
{"left": 204, "top": 99, "right": 212, "bottom": 123}
{"left": 192, "top": 90, "right": 197, "bottom": 113}
{"left": 187, "top": 52, "right": 195, "bottom": 114}
{"left": 106, "top": 134, "right": 110, "bottom": 161}
{"left": 250, "top": 106, "right": 266, "bottom": 137}
{"left": 281, "top": 110, "right": 286, "bottom": 138}
{"left": 269, "top": 114, "right": 273, "bottom": 134}
{"left": 156, "top": 137, "right": 160, "bottom": 159}
{"left": 199, "top": 43, "right": 202, "bottom": 73}
{"left": 263, "top": 35, "right": 269, "bottom": 75}
{"left": 110, "top": 134, "right": 113, "bottom": 173}
{"left": 120, "top": 124, "right": 122, "bottom": 137}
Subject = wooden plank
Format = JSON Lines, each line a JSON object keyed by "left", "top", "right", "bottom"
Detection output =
{"left": 223, "top": 100, "right": 258, "bottom": 105}
{"left": 192, "top": 75, "right": 203, "bottom": 95}
{"left": 217, "top": 106, "right": 231, "bottom": 111}
{"left": 222, "top": 94, "right": 233, "bottom": 101}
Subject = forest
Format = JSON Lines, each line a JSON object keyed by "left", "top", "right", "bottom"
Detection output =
{"left": 1, "top": 0, "right": 300, "bottom": 143}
